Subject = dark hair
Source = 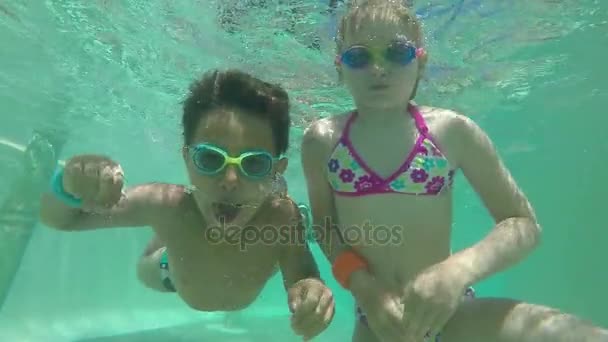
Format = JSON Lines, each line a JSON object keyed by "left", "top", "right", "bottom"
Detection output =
{"left": 182, "top": 69, "right": 291, "bottom": 156}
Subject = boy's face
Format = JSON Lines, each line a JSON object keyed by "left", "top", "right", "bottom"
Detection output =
{"left": 183, "top": 107, "right": 288, "bottom": 228}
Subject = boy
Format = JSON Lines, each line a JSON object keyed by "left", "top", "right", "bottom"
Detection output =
{"left": 39, "top": 69, "right": 335, "bottom": 341}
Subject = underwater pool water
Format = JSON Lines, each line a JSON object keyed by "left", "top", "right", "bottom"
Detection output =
{"left": 0, "top": 0, "right": 606, "bottom": 340}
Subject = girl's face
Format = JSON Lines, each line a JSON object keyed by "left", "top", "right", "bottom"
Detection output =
{"left": 338, "top": 16, "right": 424, "bottom": 112}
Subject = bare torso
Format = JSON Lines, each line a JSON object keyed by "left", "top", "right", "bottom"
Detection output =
{"left": 154, "top": 193, "right": 292, "bottom": 311}
{"left": 335, "top": 194, "right": 453, "bottom": 293}
{"left": 319, "top": 106, "right": 460, "bottom": 294}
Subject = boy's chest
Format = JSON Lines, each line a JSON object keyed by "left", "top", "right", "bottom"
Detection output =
{"left": 171, "top": 245, "right": 279, "bottom": 286}
{"left": 165, "top": 218, "right": 282, "bottom": 280}
{"left": 161, "top": 221, "right": 282, "bottom": 309}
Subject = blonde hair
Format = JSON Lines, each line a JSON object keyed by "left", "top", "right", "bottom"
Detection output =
{"left": 334, "top": 0, "right": 427, "bottom": 98}
{"left": 335, "top": 0, "right": 424, "bottom": 54}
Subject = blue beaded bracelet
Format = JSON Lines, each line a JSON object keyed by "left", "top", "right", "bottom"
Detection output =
{"left": 50, "top": 166, "right": 83, "bottom": 208}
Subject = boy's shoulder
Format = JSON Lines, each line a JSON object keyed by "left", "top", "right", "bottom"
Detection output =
{"left": 253, "top": 195, "right": 305, "bottom": 233}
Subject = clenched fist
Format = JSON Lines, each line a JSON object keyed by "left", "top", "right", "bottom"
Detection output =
{"left": 61, "top": 154, "right": 125, "bottom": 208}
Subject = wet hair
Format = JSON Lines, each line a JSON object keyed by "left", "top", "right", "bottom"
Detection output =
{"left": 182, "top": 69, "right": 290, "bottom": 156}
{"left": 335, "top": 0, "right": 424, "bottom": 54}
{"left": 335, "top": 0, "right": 426, "bottom": 98}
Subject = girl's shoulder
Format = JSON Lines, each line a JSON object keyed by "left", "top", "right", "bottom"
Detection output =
{"left": 415, "top": 104, "right": 486, "bottom": 168}
{"left": 417, "top": 104, "right": 467, "bottom": 125}
{"left": 301, "top": 111, "right": 353, "bottom": 165}
{"left": 303, "top": 111, "right": 352, "bottom": 146}
{"left": 416, "top": 104, "right": 480, "bottom": 138}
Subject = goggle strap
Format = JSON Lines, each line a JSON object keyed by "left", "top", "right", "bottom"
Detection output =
{"left": 415, "top": 47, "right": 425, "bottom": 58}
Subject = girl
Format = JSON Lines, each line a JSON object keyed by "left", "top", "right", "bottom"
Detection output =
{"left": 301, "top": 1, "right": 607, "bottom": 341}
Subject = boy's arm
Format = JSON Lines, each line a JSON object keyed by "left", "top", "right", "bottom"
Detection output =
{"left": 278, "top": 201, "right": 321, "bottom": 290}
{"left": 278, "top": 201, "right": 335, "bottom": 340}
{"left": 277, "top": 202, "right": 336, "bottom": 340}
{"left": 39, "top": 183, "right": 184, "bottom": 232}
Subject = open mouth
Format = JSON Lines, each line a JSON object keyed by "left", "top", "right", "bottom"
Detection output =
{"left": 211, "top": 202, "right": 243, "bottom": 223}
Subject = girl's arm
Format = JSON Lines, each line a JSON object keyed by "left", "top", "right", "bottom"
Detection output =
{"left": 444, "top": 112, "right": 541, "bottom": 287}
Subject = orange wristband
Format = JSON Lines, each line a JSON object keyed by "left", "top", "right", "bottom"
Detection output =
{"left": 332, "top": 250, "right": 368, "bottom": 289}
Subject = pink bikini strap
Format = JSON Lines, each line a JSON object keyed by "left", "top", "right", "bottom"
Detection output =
{"left": 341, "top": 111, "right": 357, "bottom": 143}
{"left": 343, "top": 105, "right": 427, "bottom": 141}
{"left": 408, "top": 102, "right": 429, "bottom": 134}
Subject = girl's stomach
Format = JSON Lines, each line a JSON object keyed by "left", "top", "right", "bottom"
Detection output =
{"left": 334, "top": 192, "right": 454, "bottom": 292}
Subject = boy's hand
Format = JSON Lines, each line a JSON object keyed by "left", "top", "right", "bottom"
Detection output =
{"left": 288, "top": 278, "right": 335, "bottom": 341}
{"left": 63, "top": 154, "right": 124, "bottom": 209}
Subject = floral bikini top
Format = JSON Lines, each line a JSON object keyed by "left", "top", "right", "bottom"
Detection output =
{"left": 327, "top": 103, "right": 455, "bottom": 196}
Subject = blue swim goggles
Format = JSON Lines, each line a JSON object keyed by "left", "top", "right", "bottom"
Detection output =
{"left": 188, "top": 143, "right": 281, "bottom": 179}
{"left": 336, "top": 41, "right": 424, "bottom": 69}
